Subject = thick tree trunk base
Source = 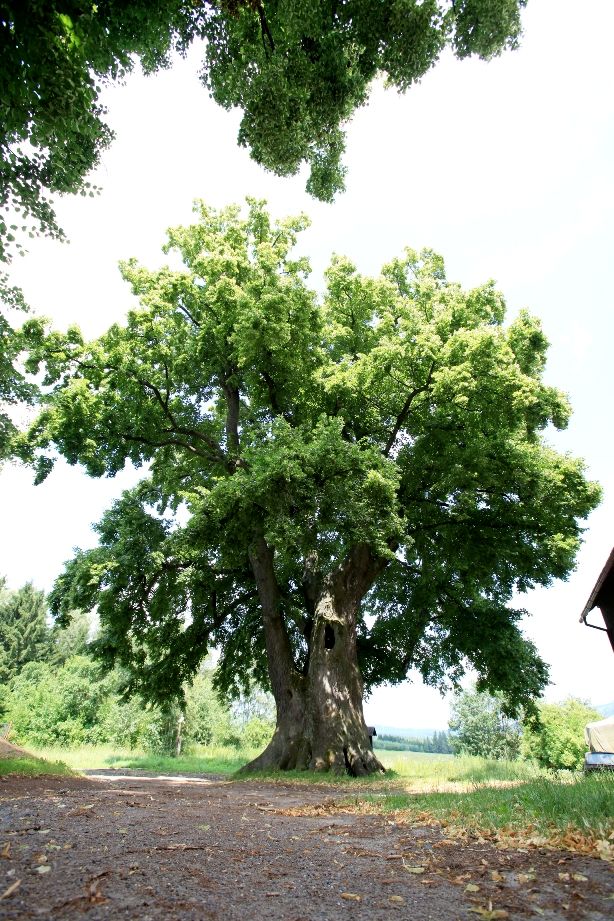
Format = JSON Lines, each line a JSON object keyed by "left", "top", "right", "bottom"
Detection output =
{"left": 241, "top": 725, "right": 385, "bottom": 777}
{"left": 246, "top": 538, "right": 387, "bottom": 777}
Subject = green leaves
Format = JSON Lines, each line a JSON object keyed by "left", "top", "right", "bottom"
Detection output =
{"left": 1, "top": 0, "right": 530, "bottom": 263}
{"left": 30, "top": 199, "right": 599, "bottom": 709}
{"left": 0, "top": 582, "right": 52, "bottom": 684}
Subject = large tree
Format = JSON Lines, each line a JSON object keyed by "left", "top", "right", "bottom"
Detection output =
{"left": 20, "top": 200, "right": 598, "bottom": 774}
{"left": 1, "top": 0, "right": 528, "bottom": 259}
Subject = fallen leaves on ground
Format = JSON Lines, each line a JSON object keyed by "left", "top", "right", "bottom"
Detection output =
{"left": 266, "top": 797, "right": 614, "bottom": 863}
{"left": 0, "top": 879, "right": 21, "bottom": 900}
{"left": 68, "top": 804, "right": 96, "bottom": 817}
{"left": 402, "top": 861, "right": 426, "bottom": 874}
{"left": 468, "top": 900, "right": 509, "bottom": 919}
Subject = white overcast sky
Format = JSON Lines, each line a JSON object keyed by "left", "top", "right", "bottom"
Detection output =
{"left": 1, "top": 0, "right": 613, "bottom": 729}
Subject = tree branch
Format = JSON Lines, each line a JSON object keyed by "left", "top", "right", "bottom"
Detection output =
{"left": 384, "top": 361, "right": 435, "bottom": 456}
{"left": 176, "top": 300, "right": 201, "bottom": 328}
{"left": 222, "top": 379, "right": 241, "bottom": 455}
{"left": 256, "top": 2, "right": 275, "bottom": 54}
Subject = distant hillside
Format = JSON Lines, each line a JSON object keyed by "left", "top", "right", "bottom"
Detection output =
{"left": 596, "top": 702, "right": 614, "bottom": 718}
{"left": 372, "top": 725, "right": 446, "bottom": 739}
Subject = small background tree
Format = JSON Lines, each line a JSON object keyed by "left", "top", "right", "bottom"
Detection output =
{"left": 449, "top": 687, "right": 521, "bottom": 760}
{"left": 0, "top": 579, "right": 52, "bottom": 683}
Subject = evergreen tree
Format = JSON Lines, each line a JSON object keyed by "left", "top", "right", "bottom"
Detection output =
{"left": 0, "top": 580, "right": 52, "bottom": 683}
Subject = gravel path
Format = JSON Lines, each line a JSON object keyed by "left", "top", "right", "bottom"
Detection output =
{"left": 0, "top": 773, "right": 611, "bottom": 920}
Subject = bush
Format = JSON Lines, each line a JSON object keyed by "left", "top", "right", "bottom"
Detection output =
{"left": 99, "top": 694, "right": 154, "bottom": 749}
{"left": 7, "top": 657, "right": 117, "bottom": 747}
{"left": 242, "top": 716, "right": 274, "bottom": 749}
{"left": 5, "top": 649, "right": 273, "bottom": 755}
{"left": 522, "top": 698, "right": 602, "bottom": 771}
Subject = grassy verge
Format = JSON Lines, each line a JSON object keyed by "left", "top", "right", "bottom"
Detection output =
{"left": 351, "top": 772, "right": 614, "bottom": 860}
{"left": 26, "top": 745, "right": 543, "bottom": 787}
{"left": 234, "top": 750, "right": 545, "bottom": 789}
{"left": 0, "top": 754, "right": 73, "bottom": 777}
{"left": 28, "top": 743, "right": 260, "bottom": 775}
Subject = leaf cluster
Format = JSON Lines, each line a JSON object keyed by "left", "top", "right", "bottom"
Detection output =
{"left": 1, "top": 0, "right": 528, "bottom": 259}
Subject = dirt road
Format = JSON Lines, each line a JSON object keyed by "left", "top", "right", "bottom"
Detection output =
{"left": 0, "top": 773, "right": 611, "bottom": 920}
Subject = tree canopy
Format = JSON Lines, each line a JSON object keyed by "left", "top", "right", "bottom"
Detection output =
{"left": 20, "top": 199, "right": 599, "bottom": 773}
{"left": 1, "top": 0, "right": 529, "bottom": 259}
{"left": 521, "top": 698, "right": 602, "bottom": 771}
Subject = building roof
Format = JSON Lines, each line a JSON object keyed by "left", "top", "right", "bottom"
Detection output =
{"left": 580, "top": 546, "right": 614, "bottom": 622}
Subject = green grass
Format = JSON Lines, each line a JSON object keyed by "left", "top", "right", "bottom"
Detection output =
{"left": 356, "top": 770, "right": 614, "bottom": 853}
{"left": 28, "top": 743, "right": 261, "bottom": 775}
{"left": 27, "top": 744, "right": 542, "bottom": 788}
{"left": 228, "top": 749, "right": 543, "bottom": 791}
{"left": 377, "top": 748, "right": 542, "bottom": 785}
{"left": 0, "top": 754, "right": 73, "bottom": 777}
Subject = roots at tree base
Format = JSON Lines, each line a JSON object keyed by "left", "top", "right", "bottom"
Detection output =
{"left": 239, "top": 645, "right": 386, "bottom": 776}
{"left": 241, "top": 729, "right": 385, "bottom": 777}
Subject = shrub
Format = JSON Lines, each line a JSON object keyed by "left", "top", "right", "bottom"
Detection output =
{"left": 242, "top": 716, "right": 275, "bottom": 749}
{"left": 522, "top": 698, "right": 602, "bottom": 770}
{"left": 7, "top": 657, "right": 116, "bottom": 746}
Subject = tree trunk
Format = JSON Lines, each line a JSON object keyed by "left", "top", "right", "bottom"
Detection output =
{"left": 243, "top": 534, "right": 309, "bottom": 771}
{"left": 243, "top": 538, "right": 385, "bottom": 776}
{"left": 304, "top": 561, "right": 384, "bottom": 776}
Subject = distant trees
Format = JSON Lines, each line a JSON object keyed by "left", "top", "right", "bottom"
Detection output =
{"left": 5, "top": 654, "right": 273, "bottom": 754}
{"left": 8, "top": 655, "right": 118, "bottom": 747}
{"left": 449, "top": 688, "right": 521, "bottom": 760}
{"left": 0, "top": 580, "right": 273, "bottom": 754}
{"left": 375, "top": 730, "right": 453, "bottom": 754}
{"left": 522, "top": 699, "right": 601, "bottom": 771}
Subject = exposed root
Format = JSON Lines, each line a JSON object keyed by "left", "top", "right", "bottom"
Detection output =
{"left": 242, "top": 735, "right": 385, "bottom": 777}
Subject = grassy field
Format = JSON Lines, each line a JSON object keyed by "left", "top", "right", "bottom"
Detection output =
{"left": 25, "top": 744, "right": 541, "bottom": 788}
{"left": 26, "top": 743, "right": 260, "bottom": 775}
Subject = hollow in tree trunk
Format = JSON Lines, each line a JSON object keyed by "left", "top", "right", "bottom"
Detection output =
{"left": 305, "top": 579, "right": 384, "bottom": 775}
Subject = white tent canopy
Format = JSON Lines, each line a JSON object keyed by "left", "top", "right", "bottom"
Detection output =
{"left": 585, "top": 716, "right": 614, "bottom": 753}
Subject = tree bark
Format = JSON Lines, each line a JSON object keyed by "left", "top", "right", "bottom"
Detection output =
{"left": 243, "top": 539, "right": 386, "bottom": 776}
{"left": 243, "top": 534, "right": 309, "bottom": 770}
{"left": 305, "top": 545, "right": 385, "bottom": 775}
